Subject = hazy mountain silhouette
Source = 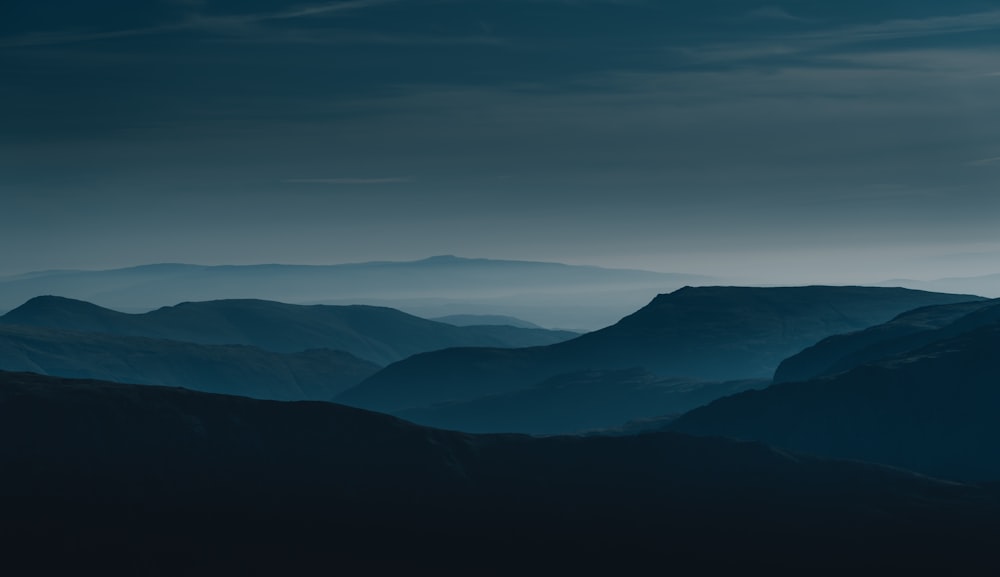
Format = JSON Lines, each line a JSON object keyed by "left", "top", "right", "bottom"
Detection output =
{"left": 671, "top": 321, "right": 1000, "bottom": 481}
{"left": 1, "top": 296, "right": 577, "bottom": 365}
{"left": 338, "top": 286, "right": 982, "bottom": 413}
{"left": 879, "top": 272, "right": 1000, "bottom": 299}
{"left": 775, "top": 299, "right": 999, "bottom": 382}
{"left": 0, "top": 256, "right": 713, "bottom": 329}
{"left": 395, "top": 368, "right": 766, "bottom": 434}
{"left": 430, "top": 313, "right": 545, "bottom": 329}
{"left": 3, "top": 370, "right": 999, "bottom": 574}
{"left": 0, "top": 324, "right": 378, "bottom": 400}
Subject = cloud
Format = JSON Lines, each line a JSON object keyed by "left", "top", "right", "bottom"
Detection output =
{"left": 206, "top": 28, "right": 506, "bottom": 47}
{"left": 0, "top": 0, "right": 404, "bottom": 48}
{"left": 681, "top": 9, "right": 1000, "bottom": 67}
{"left": 284, "top": 177, "right": 413, "bottom": 184}
{"left": 261, "top": 0, "right": 401, "bottom": 20}
{"left": 967, "top": 156, "right": 1000, "bottom": 167}
{"left": 746, "top": 6, "right": 809, "bottom": 23}
{"left": 795, "top": 9, "right": 1000, "bottom": 45}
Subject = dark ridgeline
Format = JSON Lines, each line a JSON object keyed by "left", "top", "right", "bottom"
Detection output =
{"left": 3, "top": 370, "right": 999, "bottom": 575}
{"left": 395, "top": 368, "right": 767, "bottom": 434}
{"left": 774, "top": 298, "right": 1000, "bottom": 382}
{"left": 670, "top": 310, "right": 1000, "bottom": 481}
{"left": 0, "top": 323, "right": 379, "bottom": 400}
{"left": 0, "top": 295, "right": 577, "bottom": 365}
{"left": 337, "top": 286, "right": 984, "bottom": 416}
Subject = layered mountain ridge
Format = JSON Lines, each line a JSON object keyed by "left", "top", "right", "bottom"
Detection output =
{"left": 338, "top": 286, "right": 983, "bottom": 416}
{"left": 1, "top": 295, "right": 577, "bottom": 365}
{"left": 671, "top": 309, "right": 1000, "bottom": 481}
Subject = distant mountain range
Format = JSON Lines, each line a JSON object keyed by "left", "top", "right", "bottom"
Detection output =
{"left": 430, "top": 313, "right": 544, "bottom": 329}
{"left": 338, "top": 286, "right": 983, "bottom": 420}
{"left": 4, "top": 370, "right": 999, "bottom": 574}
{"left": 670, "top": 304, "right": 1000, "bottom": 481}
{"left": 0, "top": 256, "right": 713, "bottom": 329}
{"left": 0, "top": 295, "right": 577, "bottom": 366}
{"left": 878, "top": 272, "right": 1000, "bottom": 298}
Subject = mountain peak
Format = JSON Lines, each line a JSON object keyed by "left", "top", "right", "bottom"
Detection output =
{"left": 5, "top": 295, "right": 107, "bottom": 315}
{"left": 419, "top": 254, "right": 466, "bottom": 263}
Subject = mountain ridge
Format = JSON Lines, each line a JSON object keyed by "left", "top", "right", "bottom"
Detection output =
{"left": 1, "top": 295, "right": 578, "bottom": 365}
{"left": 338, "top": 285, "right": 984, "bottom": 415}
{"left": 670, "top": 316, "right": 1000, "bottom": 481}
{"left": 0, "top": 323, "right": 378, "bottom": 400}
{"left": 0, "top": 256, "right": 713, "bottom": 329}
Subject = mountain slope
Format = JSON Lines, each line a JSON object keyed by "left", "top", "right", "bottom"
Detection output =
{"left": 338, "top": 286, "right": 982, "bottom": 413}
{"left": 0, "top": 325, "right": 378, "bottom": 400}
{"left": 395, "top": 368, "right": 766, "bottom": 434}
{"left": 430, "top": 313, "right": 544, "bottom": 329}
{"left": 774, "top": 298, "right": 1000, "bottom": 382}
{"left": 2, "top": 370, "right": 999, "bottom": 574}
{"left": 1, "top": 296, "right": 578, "bottom": 365}
{"left": 671, "top": 321, "right": 1000, "bottom": 481}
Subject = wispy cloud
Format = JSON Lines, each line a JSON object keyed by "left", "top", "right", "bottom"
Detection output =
{"left": 207, "top": 28, "right": 506, "bottom": 47}
{"left": 249, "top": 0, "right": 400, "bottom": 21}
{"left": 0, "top": 0, "right": 403, "bottom": 48}
{"left": 682, "top": 9, "right": 1000, "bottom": 66}
{"left": 746, "top": 6, "right": 810, "bottom": 23}
{"left": 967, "top": 156, "right": 1000, "bottom": 167}
{"left": 284, "top": 177, "right": 413, "bottom": 184}
{"left": 795, "top": 9, "right": 1000, "bottom": 45}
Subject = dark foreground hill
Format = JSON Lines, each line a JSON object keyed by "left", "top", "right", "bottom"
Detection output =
{"left": 671, "top": 321, "right": 1000, "bottom": 482}
{"left": 0, "top": 324, "right": 378, "bottom": 400}
{"left": 339, "top": 286, "right": 981, "bottom": 414}
{"left": 0, "top": 296, "right": 578, "bottom": 365}
{"left": 2, "top": 371, "right": 999, "bottom": 575}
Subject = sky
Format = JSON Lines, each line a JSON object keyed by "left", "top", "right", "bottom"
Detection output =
{"left": 2, "top": 0, "right": 999, "bottom": 283}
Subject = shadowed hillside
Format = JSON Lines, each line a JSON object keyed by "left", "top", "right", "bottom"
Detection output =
{"left": 671, "top": 320, "right": 1000, "bottom": 481}
{"left": 395, "top": 368, "right": 766, "bottom": 434}
{"left": 0, "top": 325, "right": 378, "bottom": 400}
{"left": 775, "top": 298, "right": 999, "bottom": 382}
{"left": 3, "top": 370, "right": 999, "bottom": 574}
{"left": 338, "top": 286, "right": 982, "bottom": 414}
{"left": 1, "top": 295, "right": 578, "bottom": 365}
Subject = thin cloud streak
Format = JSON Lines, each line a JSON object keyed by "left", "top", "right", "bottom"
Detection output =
{"left": 284, "top": 177, "right": 414, "bottom": 184}
{"left": 0, "top": 0, "right": 404, "bottom": 48}
{"left": 681, "top": 9, "right": 1000, "bottom": 66}
{"left": 967, "top": 156, "right": 1000, "bottom": 167}
{"left": 746, "top": 6, "right": 811, "bottom": 23}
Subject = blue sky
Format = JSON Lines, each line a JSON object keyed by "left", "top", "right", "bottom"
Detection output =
{"left": 2, "top": 1, "right": 999, "bottom": 282}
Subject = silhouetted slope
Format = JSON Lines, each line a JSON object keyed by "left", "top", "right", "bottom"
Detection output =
{"left": 2, "top": 371, "right": 999, "bottom": 574}
{"left": 1, "top": 296, "right": 577, "bottom": 365}
{"left": 339, "top": 286, "right": 981, "bottom": 412}
{"left": 396, "top": 368, "right": 766, "bottom": 434}
{"left": 431, "top": 313, "right": 544, "bottom": 329}
{"left": 879, "top": 272, "right": 1000, "bottom": 299}
{"left": 0, "top": 325, "right": 378, "bottom": 400}
{"left": 671, "top": 322, "right": 1000, "bottom": 481}
{"left": 774, "top": 299, "right": 998, "bottom": 382}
